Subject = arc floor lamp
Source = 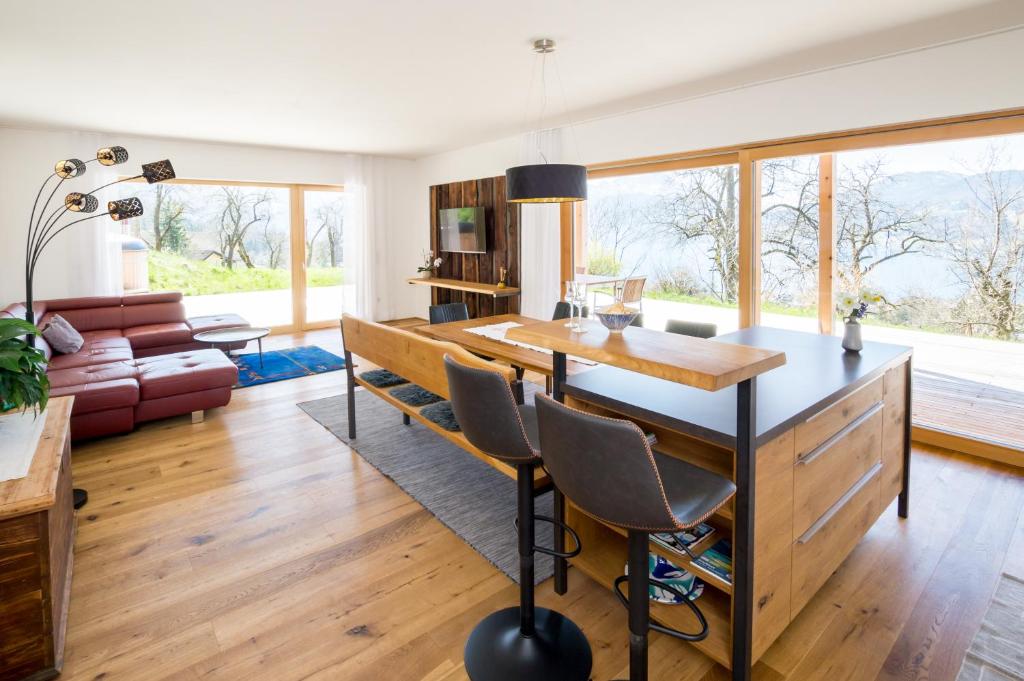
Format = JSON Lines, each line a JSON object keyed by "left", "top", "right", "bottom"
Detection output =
{"left": 23, "top": 146, "right": 175, "bottom": 509}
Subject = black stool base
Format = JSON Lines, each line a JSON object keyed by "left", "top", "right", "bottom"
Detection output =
{"left": 464, "top": 607, "right": 592, "bottom": 681}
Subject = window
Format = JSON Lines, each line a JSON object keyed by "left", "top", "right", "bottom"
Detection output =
{"left": 759, "top": 156, "right": 821, "bottom": 333}
{"left": 121, "top": 180, "right": 344, "bottom": 330}
{"left": 585, "top": 163, "right": 741, "bottom": 333}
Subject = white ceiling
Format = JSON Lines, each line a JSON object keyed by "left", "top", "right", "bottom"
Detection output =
{"left": 1, "top": 0, "right": 1021, "bottom": 158}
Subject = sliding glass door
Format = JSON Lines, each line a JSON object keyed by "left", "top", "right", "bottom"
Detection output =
{"left": 122, "top": 181, "right": 345, "bottom": 331}
{"left": 301, "top": 188, "right": 349, "bottom": 327}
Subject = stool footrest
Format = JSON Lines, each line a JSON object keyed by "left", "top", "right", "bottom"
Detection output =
{"left": 613, "top": 574, "right": 709, "bottom": 642}
{"left": 514, "top": 514, "right": 583, "bottom": 559}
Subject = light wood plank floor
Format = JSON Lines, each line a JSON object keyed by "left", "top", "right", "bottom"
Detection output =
{"left": 61, "top": 328, "right": 1024, "bottom": 681}
{"left": 914, "top": 369, "right": 1024, "bottom": 453}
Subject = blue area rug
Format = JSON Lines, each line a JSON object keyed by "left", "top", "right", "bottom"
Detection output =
{"left": 233, "top": 345, "right": 345, "bottom": 388}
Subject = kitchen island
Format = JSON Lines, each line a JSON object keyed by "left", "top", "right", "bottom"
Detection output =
{"left": 505, "top": 321, "right": 912, "bottom": 680}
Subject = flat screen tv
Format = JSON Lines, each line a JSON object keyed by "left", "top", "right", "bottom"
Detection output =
{"left": 439, "top": 207, "right": 487, "bottom": 253}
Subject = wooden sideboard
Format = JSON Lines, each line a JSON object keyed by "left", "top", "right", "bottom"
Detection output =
{"left": 0, "top": 397, "right": 75, "bottom": 681}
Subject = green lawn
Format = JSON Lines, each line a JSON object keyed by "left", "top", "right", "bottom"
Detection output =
{"left": 148, "top": 251, "right": 343, "bottom": 296}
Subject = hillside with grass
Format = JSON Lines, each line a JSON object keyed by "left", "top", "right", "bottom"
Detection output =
{"left": 148, "top": 251, "right": 343, "bottom": 296}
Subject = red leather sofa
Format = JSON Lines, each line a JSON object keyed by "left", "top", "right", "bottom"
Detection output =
{"left": 1, "top": 292, "right": 248, "bottom": 440}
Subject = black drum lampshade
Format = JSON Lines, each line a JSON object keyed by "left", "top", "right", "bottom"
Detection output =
{"left": 54, "top": 158, "right": 87, "bottom": 179}
{"left": 506, "top": 163, "right": 587, "bottom": 203}
{"left": 64, "top": 192, "right": 99, "bottom": 213}
{"left": 107, "top": 197, "right": 144, "bottom": 221}
{"left": 141, "top": 159, "right": 176, "bottom": 184}
{"left": 96, "top": 146, "right": 129, "bottom": 166}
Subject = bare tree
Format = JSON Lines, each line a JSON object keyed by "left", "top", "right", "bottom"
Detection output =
{"left": 306, "top": 203, "right": 344, "bottom": 267}
{"left": 654, "top": 166, "right": 739, "bottom": 303}
{"left": 760, "top": 158, "right": 820, "bottom": 303}
{"left": 587, "top": 194, "right": 649, "bottom": 274}
{"left": 835, "top": 156, "right": 937, "bottom": 293}
{"left": 261, "top": 222, "right": 286, "bottom": 270}
{"left": 145, "top": 184, "right": 188, "bottom": 253}
{"left": 946, "top": 145, "right": 1024, "bottom": 340}
{"left": 210, "top": 188, "right": 271, "bottom": 269}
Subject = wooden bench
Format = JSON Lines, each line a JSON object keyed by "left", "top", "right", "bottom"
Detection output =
{"left": 340, "top": 314, "right": 549, "bottom": 487}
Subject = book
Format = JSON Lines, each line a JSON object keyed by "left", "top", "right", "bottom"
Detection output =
{"left": 692, "top": 539, "right": 733, "bottom": 585}
{"left": 651, "top": 523, "right": 716, "bottom": 558}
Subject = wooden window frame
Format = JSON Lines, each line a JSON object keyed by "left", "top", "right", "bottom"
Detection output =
{"left": 562, "top": 106, "right": 1024, "bottom": 333}
{"left": 124, "top": 178, "right": 344, "bottom": 334}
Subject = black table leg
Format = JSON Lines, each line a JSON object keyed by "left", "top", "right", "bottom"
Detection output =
{"left": 732, "top": 377, "right": 756, "bottom": 681}
{"left": 899, "top": 356, "right": 912, "bottom": 518}
{"left": 552, "top": 351, "right": 566, "bottom": 403}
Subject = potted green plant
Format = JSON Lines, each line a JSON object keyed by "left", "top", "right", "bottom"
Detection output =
{"left": 0, "top": 318, "right": 50, "bottom": 415}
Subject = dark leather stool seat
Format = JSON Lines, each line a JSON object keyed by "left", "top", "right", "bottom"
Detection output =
{"left": 535, "top": 394, "right": 736, "bottom": 681}
{"left": 444, "top": 356, "right": 592, "bottom": 681}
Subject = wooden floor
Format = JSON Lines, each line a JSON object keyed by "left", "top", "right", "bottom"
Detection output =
{"left": 60, "top": 327, "right": 1024, "bottom": 681}
{"left": 914, "top": 369, "right": 1024, "bottom": 453}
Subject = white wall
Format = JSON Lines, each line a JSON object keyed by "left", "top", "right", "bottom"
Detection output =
{"left": 392, "top": 28, "right": 1024, "bottom": 320}
{"left": 0, "top": 127, "right": 416, "bottom": 320}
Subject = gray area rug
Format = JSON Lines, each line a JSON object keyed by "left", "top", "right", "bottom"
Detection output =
{"left": 957, "top": 573, "right": 1024, "bottom": 680}
{"left": 298, "top": 385, "right": 553, "bottom": 584}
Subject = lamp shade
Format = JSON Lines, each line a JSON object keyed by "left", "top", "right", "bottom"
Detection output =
{"left": 97, "top": 146, "right": 129, "bottom": 166}
{"left": 141, "top": 159, "right": 176, "bottom": 184}
{"left": 64, "top": 192, "right": 99, "bottom": 213}
{"left": 107, "top": 197, "right": 144, "bottom": 221}
{"left": 506, "top": 163, "right": 587, "bottom": 203}
{"left": 55, "top": 159, "right": 87, "bottom": 179}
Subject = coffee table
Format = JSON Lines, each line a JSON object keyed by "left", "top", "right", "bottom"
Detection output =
{"left": 193, "top": 326, "right": 271, "bottom": 367}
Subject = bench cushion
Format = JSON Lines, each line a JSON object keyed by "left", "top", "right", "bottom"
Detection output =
{"left": 420, "top": 401, "right": 460, "bottom": 431}
{"left": 123, "top": 322, "right": 194, "bottom": 350}
{"left": 359, "top": 369, "right": 408, "bottom": 388}
{"left": 389, "top": 384, "right": 444, "bottom": 407}
{"left": 134, "top": 349, "right": 238, "bottom": 400}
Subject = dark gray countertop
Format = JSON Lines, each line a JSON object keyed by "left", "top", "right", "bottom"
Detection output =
{"left": 562, "top": 326, "right": 912, "bottom": 448}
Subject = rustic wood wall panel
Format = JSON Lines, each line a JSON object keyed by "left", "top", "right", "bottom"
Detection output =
{"left": 428, "top": 175, "right": 520, "bottom": 318}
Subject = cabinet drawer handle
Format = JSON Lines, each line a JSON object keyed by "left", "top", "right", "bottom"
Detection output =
{"left": 796, "top": 462, "right": 882, "bottom": 545}
{"left": 797, "top": 402, "right": 883, "bottom": 466}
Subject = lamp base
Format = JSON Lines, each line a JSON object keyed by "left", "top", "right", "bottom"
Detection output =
{"left": 464, "top": 607, "right": 592, "bottom": 681}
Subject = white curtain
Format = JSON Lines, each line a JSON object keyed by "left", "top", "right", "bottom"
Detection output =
{"left": 69, "top": 154, "right": 124, "bottom": 297}
{"left": 341, "top": 154, "right": 385, "bottom": 320}
{"left": 518, "top": 129, "right": 564, "bottom": 320}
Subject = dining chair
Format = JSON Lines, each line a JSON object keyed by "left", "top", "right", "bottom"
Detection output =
{"left": 664, "top": 319, "right": 717, "bottom": 338}
{"left": 429, "top": 302, "right": 469, "bottom": 324}
{"left": 616, "top": 276, "right": 647, "bottom": 311}
{"left": 552, "top": 301, "right": 589, "bottom": 320}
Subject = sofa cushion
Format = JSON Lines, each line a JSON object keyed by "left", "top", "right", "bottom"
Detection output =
{"left": 41, "top": 314, "right": 84, "bottom": 353}
{"left": 122, "top": 292, "right": 183, "bottom": 306}
{"left": 43, "top": 296, "right": 122, "bottom": 311}
{"left": 48, "top": 361, "right": 138, "bottom": 389}
{"left": 80, "top": 329, "right": 124, "bottom": 341}
{"left": 123, "top": 322, "right": 193, "bottom": 350}
{"left": 50, "top": 377, "right": 139, "bottom": 415}
{"left": 47, "top": 336, "right": 134, "bottom": 370}
{"left": 122, "top": 302, "right": 187, "bottom": 328}
{"left": 187, "top": 313, "right": 250, "bottom": 334}
{"left": 40, "top": 306, "right": 123, "bottom": 333}
{"left": 134, "top": 349, "right": 238, "bottom": 401}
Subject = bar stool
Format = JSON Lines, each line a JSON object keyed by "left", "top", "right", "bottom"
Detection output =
{"left": 443, "top": 356, "right": 592, "bottom": 681}
{"left": 534, "top": 394, "right": 736, "bottom": 681}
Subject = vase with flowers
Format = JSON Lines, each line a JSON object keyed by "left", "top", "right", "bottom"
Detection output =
{"left": 417, "top": 250, "right": 443, "bottom": 279}
{"left": 836, "top": 290, "right": 883, "bottom": 352}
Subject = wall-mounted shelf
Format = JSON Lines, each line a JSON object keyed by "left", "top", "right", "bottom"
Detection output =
{"left": 406, "top": 277, "right": 520, "bottom": 298}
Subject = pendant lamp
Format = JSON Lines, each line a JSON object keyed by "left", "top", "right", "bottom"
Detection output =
{"left": 506, "top": 39, "right": 587, "bottom": 203}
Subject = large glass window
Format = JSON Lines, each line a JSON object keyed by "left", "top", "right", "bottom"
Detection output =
{"left": 836, "top": 134, "right": 1024, "bottom": 446}
{"left": 121, "top": 181, "right": 348, "bottom": 330}
{"left": 585, "top": 163, "right": 740, "bottom": 333}
{"left": 760, "top": 156, "right": 820, "bottom": 333}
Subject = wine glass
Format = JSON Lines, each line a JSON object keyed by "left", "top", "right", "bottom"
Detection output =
{"left": 564, "top": 281, "right": 580, "bottom": 330}
{"left": 572, "top": 281, "right": 589, "bottom": 333}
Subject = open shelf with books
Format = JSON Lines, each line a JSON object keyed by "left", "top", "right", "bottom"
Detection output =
{"left": 566, "top": 503, "right": 733, "bottom": 668}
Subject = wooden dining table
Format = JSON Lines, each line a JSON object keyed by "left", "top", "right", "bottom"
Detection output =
{"left": 413, "top": 313, "right": 595, "bottom": 391}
